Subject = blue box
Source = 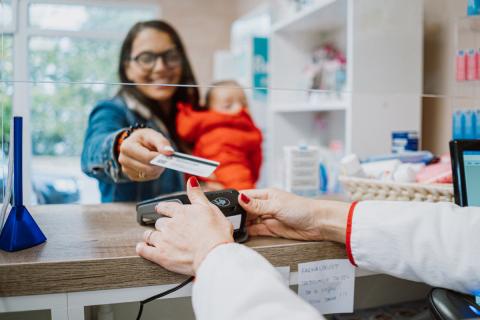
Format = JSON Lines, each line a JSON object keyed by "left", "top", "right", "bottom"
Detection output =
{"left": 468, "top": 0, "right": 480, "bottom": 16}
{"left": 392, "top": 131, "right": 419, "bottom": 153}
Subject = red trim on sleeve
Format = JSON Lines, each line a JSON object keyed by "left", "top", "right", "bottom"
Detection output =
{"left": 346, "top": 201, "right": 359, "bottom": 267}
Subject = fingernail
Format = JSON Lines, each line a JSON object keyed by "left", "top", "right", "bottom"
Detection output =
{"left": 163, "top": 146, "right": 174, "bottom": 152}
{"left": 240, "top": 193, "right": 251, "bottom": 204}
{"left": 135, "top": 243, "right": 142, "bottom": 253}
{"left": 189, "top": 177, "right": 200, "bottom": 188}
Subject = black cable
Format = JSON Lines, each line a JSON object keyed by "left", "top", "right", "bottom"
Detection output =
{"left": 136, "top": 276, "right": 194, "bottom": 320}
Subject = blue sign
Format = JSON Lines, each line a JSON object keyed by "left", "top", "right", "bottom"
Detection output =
{"left": 252, "top": 37, "right": 269, "bottom": 100}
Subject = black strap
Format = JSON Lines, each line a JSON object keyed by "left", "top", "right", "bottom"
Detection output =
{"left": 136, "top": 276, "right": 194, "bottom": 320}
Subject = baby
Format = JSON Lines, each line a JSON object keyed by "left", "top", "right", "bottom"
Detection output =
{"left": 176, "top": 80, "right": 263, "bottom": 189}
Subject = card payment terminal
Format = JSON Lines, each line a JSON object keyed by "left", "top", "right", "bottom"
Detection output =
{"left": 136, "top": 189, "right": 248, "bottom": 243}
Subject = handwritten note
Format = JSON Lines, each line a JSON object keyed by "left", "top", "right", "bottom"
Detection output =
{"left": 298, "top": 259, "right": 355, "bottom": 314}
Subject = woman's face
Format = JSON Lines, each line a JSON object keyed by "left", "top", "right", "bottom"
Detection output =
{"left": 125, "top": 28, "right": 183, "bottom": 102}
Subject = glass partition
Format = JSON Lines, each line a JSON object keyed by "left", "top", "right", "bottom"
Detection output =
{"left": 0, "top": 0, "right": 479, "bottom": 205}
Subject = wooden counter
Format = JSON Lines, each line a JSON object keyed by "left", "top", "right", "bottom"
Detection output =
{"left": 0, "top": 204, "right": 346, "bottom": 297}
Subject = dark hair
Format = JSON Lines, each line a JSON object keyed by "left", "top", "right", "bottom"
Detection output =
{"left": 205, "top": 79, "right": 243, "bottom": 109}
{"left": 118, "top": 20, "right": 199, "bottom": 149}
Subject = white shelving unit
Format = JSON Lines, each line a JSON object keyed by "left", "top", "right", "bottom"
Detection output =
{"left": 453, "top": 15, "right": 480, "bottom": 110}
{"left": 267, "top": 0, "right": 424, "bottom": 187}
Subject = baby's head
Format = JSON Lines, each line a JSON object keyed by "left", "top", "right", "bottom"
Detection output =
{"left": 205, "top": 80, "right": 248, "bottom": 115}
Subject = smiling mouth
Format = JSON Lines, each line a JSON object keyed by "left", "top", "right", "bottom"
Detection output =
{"left": 149, "top": 79, "right": 176, "bottom": 88}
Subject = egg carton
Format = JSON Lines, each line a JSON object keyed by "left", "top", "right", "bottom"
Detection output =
{"left": 339, "top": 176, "right": 454, "bottom": 202}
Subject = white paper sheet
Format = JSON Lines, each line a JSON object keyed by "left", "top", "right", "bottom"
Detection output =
{"left": 298, "top": 259, "right": 355, "bottom": 314}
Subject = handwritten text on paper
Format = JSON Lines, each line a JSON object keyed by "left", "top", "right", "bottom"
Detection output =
{"left": 298, "top": 259, "right": 355, "bottom": 314}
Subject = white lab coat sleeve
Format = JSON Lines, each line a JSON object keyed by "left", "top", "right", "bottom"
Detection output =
{"left": 350, "top": 201, "right": 480, "bottom": 294}
{"left": 192, "top": 243, "right": 324, "bottom": 320}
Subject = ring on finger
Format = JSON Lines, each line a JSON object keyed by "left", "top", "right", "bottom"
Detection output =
{"left": 255, "top": 217, "right": 262, "bottom": 224}
{"left": 145, "top": 229, "right": 155, "bottom": 244}
{"left": 138, "top": 171, "right": 146, "bottom": 180}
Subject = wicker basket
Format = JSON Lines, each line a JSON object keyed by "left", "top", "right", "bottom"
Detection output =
{"left": 339, "top": 176, "right": 454, "bottom": 202}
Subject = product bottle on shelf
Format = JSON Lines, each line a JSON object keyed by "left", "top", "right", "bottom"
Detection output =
{"left": 467, "top": 49, "right": 478, "bottom": 81}
{"left": 451, "top": 109, "right": 480, "bottom": 140}
{"left": 327, "top": 140, "right": 344, "bottom": 194}
{"left": 456, "top": 50, "right": 467, "bottom": 81}
{"left": 468, "top": 0, "right": 480, "bottom": 16}
{"left": 283, "top": 145, "right": 320, "bottom": 197}
{"left": 452, "top": 110, "right": 466, "bottom": 140}
{"left": 476, "top": 110, "right": 480, "bottom": 138}
{"left": 464, "top": 110, "right": 477, "bottom": 139}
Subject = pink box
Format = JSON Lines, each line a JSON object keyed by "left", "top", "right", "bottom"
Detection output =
{"left": 476, "top": 49, "right": 480, "bottom": 80}
{"left": 457, "top": 50, "right": 467, "bottom": 81}
{"left": 467, "top": 49, "right": 478, "bottom": 80}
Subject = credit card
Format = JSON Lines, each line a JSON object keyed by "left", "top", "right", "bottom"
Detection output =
{"left": 150, "top": 152, "right": 219, "bottom": 177}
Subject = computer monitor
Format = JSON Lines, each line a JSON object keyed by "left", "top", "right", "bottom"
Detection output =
{"left": 462, "top": 151, "right": 480, "bottom": 206}
{"left": 450, "top": 140, "right": 480, "bottom": 207}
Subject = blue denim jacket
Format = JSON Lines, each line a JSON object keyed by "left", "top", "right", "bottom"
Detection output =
{"left": 81, "top": 95, "right": 184, "bottom": 202}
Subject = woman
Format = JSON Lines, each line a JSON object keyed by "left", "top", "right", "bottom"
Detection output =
{"left": 81, "top": 20, "right": 199, "bottom": 202}
{"left": 137, "top": 177, "right": 480, "bottom": 320}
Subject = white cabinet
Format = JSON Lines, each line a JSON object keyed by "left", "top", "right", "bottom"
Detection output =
{"left": 267, "top": 0, "right": 423, "bottom": 187}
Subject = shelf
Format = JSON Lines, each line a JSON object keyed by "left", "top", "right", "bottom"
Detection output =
{"left": 457, "top": 15, "right": 480, "bottom": 32}
{"left": 271, "top": 0, "right": 347, "bottom": 33}
{"left": 272, "top": 92, "right": 349, "bottom": 113}
{"left": 273, "top": 102, "right": 348, "bottom": 113}
{"left": 268, "top": 0, "right": 423, "bottom": 186}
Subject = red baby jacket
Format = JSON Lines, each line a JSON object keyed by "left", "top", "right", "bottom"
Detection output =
{"left": 176, "top": 103, "right": 263, "bottom": 189}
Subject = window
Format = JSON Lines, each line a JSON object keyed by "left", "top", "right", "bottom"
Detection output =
{"left": 29, "top": 37, "right": 119, "bottom": 156}
{"left": 0, "top": 1, "right": 13, "bottom": 29}
{"left": 3, "top": 0, "right": 159, "bottom": 204}
{"left": 0, "top": 36, "right": 13, "bottom": 138}
{"left": 1, "top": 1, "right": 14, "bottom": 202}
{"left": 29, "top": 2, "right": 156, "bottom": 33}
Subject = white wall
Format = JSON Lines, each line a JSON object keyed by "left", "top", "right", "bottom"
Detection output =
{"left": 159, "top": 0, "right": 268, "bottom": 92}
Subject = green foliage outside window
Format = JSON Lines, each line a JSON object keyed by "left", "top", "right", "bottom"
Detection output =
{"left": 26, "top": 5, "right": 154, "bottom": 156}
{"left": 0, "top": 35, "right": 13, "bottom": 153}
{"left": 2, "top": 4, "right": 154, "bottom": 157}
{"left": 29, "top": 38, "right": 120, "bottom": 156}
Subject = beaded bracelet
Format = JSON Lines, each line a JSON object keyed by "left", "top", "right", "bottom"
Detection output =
{"left": 115, "top": 123, "right": 147, "bottom": 157}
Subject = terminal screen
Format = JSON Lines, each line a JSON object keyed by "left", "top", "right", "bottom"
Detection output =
{"left": 463, "top": 151, "right": 480, "bottom": 206}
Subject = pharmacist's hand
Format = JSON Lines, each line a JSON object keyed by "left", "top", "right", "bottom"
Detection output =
{"left": 118, "top": 128, "right": 174, "bottom": 181}
{"left": 239, "top": 188, "right": 349, "bottom": 242}
{"left": 136, "top": 177, "right": 234, "bottom": 276}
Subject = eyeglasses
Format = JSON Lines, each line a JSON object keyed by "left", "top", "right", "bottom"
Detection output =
{"left": 131, "top": 48, "right": 182, "bottom": 71}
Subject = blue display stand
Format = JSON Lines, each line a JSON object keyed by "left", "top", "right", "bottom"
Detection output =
{"left": 0, "top": 117, "right": 46, "bottom": 252}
